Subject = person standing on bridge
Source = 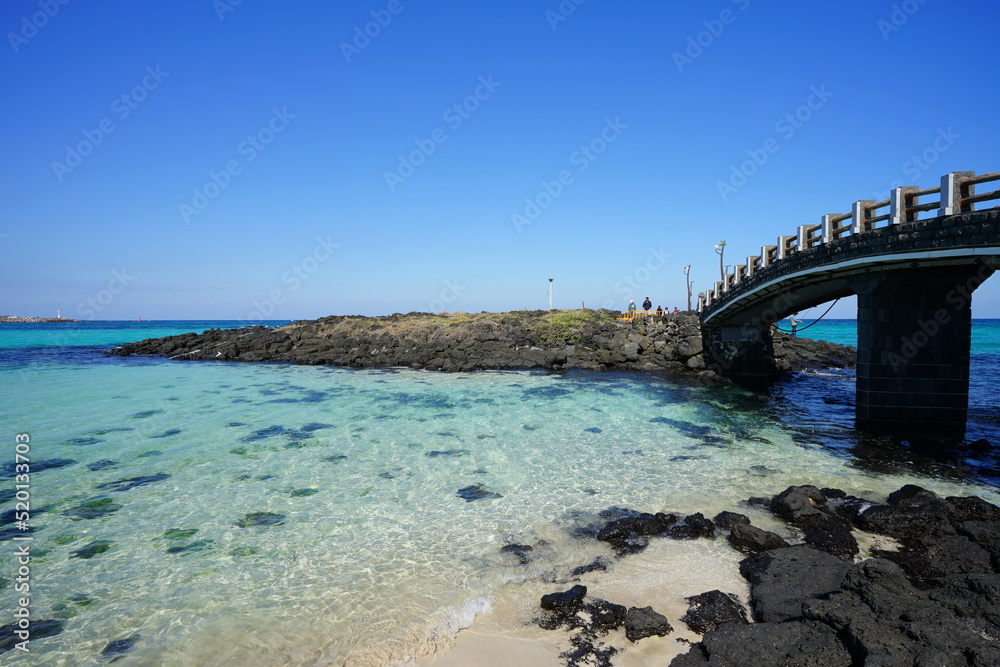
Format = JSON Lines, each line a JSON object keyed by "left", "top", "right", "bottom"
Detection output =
{"left": 628, "top": 300, "right": 637, "bottom": 313}
{"left": 642, "top": 297, "right": 652, "bottom": 312}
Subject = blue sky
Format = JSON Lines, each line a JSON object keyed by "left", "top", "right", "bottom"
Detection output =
{"left": 2, "top": 0, "right": 999, "bottom": 321}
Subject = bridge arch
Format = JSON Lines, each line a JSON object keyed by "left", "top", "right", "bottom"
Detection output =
{"left": 698, "top": 171, "right": 1000, "bottom": 435}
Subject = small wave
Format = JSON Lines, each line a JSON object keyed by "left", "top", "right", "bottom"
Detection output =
{"left": 324, "top": 596, "right": 493, "bottom": 666}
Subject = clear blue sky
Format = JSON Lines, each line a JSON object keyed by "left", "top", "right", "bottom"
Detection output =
{"left": 2, "top": 0, "right": 999, "bottom": 320}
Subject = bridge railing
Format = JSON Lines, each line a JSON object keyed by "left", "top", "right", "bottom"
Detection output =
{"left": 698, "top": 170, "right": 1000, "bottom": 313}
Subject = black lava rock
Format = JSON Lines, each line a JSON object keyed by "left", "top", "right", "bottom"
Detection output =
{"left": 624, "top": 606, "right": 672, "bottom": 642}
{"left": 680, "top": 590, "right": 749, "bottom": 634}
{"left": 739, "top": 545, "right": 852, "bottom": 623}
{"left": 712, "top": 511, "right": 750, "bottom": 530}
{"left": 671, "top": 620, "right": 852, "bottom": 666}
{"left": 541, "top": 585, "right": 587, "bottom": 611}
{"left": 728, "top": 523, "right": 789, "bottom": 554}
{"left": 570, "top": 556, "right": 611, "bottom": 578}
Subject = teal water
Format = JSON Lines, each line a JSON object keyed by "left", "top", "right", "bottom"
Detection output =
{"left": 788, "top": 318, "right": 1000, "bottom": 354}
{"left": 2, "top": 321, "right": 999, "bottom": 664}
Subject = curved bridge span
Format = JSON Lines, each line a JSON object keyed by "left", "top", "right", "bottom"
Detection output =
{"left": 698, "top": 171, "right": 1000, "bottom": 435}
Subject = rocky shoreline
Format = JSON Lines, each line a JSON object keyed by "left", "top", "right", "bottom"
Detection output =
{"left": 108, "top": 310, "right": 855, "bottom": 377}
{"left": 527, "top": 482, "right": 1000, "bottom": 666}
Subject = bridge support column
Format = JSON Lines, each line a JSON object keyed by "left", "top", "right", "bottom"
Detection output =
{"left": 851, "top": 263, "right": 995, "bottom": 435}
{"left": 702, "top": 324, "right": 776, "bottom": 388}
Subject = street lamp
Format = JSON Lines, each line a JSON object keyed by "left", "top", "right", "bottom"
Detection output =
{"left": 682, "top": 266, "right": 692, "bottom": 311}
{"left": 547, "top": 278, "right": 554, "bottom": 311}
{"left": 714, "top": 241, "right": 727, "bottom": 283}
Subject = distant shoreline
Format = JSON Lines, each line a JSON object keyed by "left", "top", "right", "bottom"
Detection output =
{"left": 0, "top": 316, "right": 77, "bottom": 323}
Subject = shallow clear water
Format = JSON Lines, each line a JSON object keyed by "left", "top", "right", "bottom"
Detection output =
{"left": 2, "top": 321, "right": 999, "bottom": 665}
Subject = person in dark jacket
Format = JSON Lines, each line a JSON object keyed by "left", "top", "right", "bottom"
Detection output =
{"left": 642, "top": 297, "right": 652, "bottom": 311}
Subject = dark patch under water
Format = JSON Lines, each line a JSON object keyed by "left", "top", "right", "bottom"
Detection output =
{"left": 101, "top": 633, "right": 140, "bottom": 658}
{"left": 70, "top": 540, "right": 113, "bottom": 559}
{"left": 65, "top": 436, "right": 103, "bottom": 446}
{"left": 63, "top": 497, "right": 123, "bottom": 520}
{"left": 300, "top": 422, "right": 335, "bottom": 432}
{"left": 97, "top": 473, "right": 170, "bottom": 492}
{"left": 166, "top": 540, "right": 213, "bottom": 554}
{"left": 162, "top": 528, "right": 198, "bottom": 540}
{"left": 523, "top": 386, "right": 572, "bottom": 398}
{"left": 152, "top": 429, "right": 181, "bottom": 438}
{"left": 2, "top": 458, "right": 76, "bottom": 477}
{"left": 0, "top": 619, "right": 64, "bottom": 653}
{"left": 235, "top": 512, "right": 285, "bottom": 528}
{"left": 456, "top": 484, "right": 502, "bottom": 502}
{"left": 426, "top": 449, "right": 470, "bottom": 458}
{"left": 648, "top": 417, "right": 714, "bottom": 438}
{"left": 86, "top": 459, "right": 119, "bottom": 471}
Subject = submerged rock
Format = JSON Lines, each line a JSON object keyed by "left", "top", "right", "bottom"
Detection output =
{"left": 101, "top": 633, "right": 140, "bottom": 658}
{"left": 500, "top": 543, "right": 533, "bottom": 565}
{"left": 70, "top": 540, "right": 113, "bottom": 559}
{"left": 2, "top": 458, "right": 76, "bottom": 476}
{"left": 63, "top": 497, "right": 123, "bottom": 520}
{"left": 427, "top": 449, "right": 470, "bottom": 458}
{"left": 0, "top": 619, "right": 64, "bottom": 653}
{"left": 456, "top": 484, "right": 502, "bottom": 502}
{"left": 234, "top": 512, "right": 285, "bottom": 528}
{"left": 97, "top": 473, "right": 170, "bottom": 492}
{"left": 570, "top": 556, "right": 612, "bottom": 578}
{"left": 85, "top": 459, "right": 119, "bottom": 471}
{"left": 166, "top": 539, "right": 213, "bottom": 554}
{"left": 290, "top": 488, "right": 319, "bottom": 497}
{"left": 162, "top": 528, "right": 198, "bottom": 540}
{"left": 597, "top": 512, "right": 676, "bottom": 555}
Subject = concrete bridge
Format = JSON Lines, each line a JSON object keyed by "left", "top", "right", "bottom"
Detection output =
{"left": 697, "top": 170, "right": 1000, "bottom": 436}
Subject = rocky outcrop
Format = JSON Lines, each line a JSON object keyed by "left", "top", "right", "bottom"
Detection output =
{"left": 526, "top": 483, "right": 1000, "bottom": 666}
{"left": 671, "top": 484, "right": 1000, "bottom": 666}
{"left": 108, "top": 310, "right": 854, "bottom": 377}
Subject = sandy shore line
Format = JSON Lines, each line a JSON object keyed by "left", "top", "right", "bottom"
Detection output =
{"left": 418, "top": 536, "right": 755, "bottom": 667}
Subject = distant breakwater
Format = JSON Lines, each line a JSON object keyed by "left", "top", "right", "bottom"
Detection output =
{"left": 108, "top": 310, "right": 855, "bottom": 376}
{"left": 0, "top": 316, "right": 76, "bottom": 323}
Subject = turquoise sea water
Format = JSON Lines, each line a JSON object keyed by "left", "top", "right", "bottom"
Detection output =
{"left": 2, "top": 320, "right": 1000, "bottom": 664}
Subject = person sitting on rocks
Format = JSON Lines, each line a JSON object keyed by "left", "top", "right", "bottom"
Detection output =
{"left": 642, "top": 297, "right": 652, "bottom": 311}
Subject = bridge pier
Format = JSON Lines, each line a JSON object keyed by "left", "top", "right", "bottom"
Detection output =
{"left": 702, "top": 324, "right": 776, "bottom": 388}
{"left": 851, "top": 263, "right": 995, "bottom": 435}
